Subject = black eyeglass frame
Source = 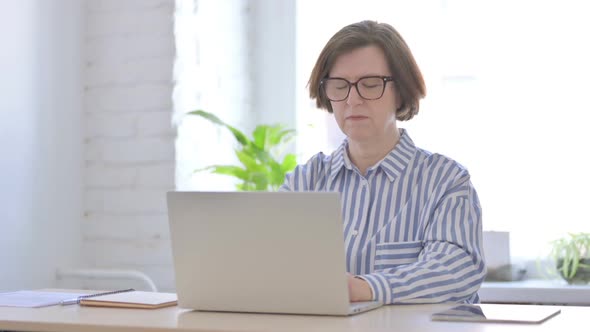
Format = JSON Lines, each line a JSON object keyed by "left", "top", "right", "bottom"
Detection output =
{"left": 320, "top": 75, "right": 395, "bottom": 101}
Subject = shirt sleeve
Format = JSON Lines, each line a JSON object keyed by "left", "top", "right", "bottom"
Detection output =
{"left": 358, "top": 173, "right": 486, "bottom": 304}
{"left": 278, "top": 166, "right": 297, "bottom": 192}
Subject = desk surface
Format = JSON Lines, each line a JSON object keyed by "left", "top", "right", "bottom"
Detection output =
{"left": 0, "top": 301, "right": 585, "bottom": 332}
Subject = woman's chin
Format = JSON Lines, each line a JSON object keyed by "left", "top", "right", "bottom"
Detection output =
{"left": 344, "top": 130, "right": 373, "bottom": 142}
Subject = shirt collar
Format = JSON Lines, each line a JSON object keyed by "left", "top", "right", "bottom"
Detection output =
{"left": 329, "top": 128, "right": 417, "bottom": 182}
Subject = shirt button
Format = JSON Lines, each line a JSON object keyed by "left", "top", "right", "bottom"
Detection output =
{"left": 352, "top": 230, "right": 359, "bottom": 236}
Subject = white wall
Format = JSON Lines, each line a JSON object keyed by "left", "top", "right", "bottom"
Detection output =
{"left": 0, "top": 0, "right": 291, "bottom": 292}
{"left": 250, "top": 0, "right": 296, "bottom": 129}
{"left": 84, "top": 0, "right": 296, "bottom": 291}
{"left": 83, "top": 0, "right": 287, "bottom": 291}
{"left": 82, "top": 0, "right": 176, "bottom": 291}
{"left": 0, "top": 0, "right": 83, "bottom": 291}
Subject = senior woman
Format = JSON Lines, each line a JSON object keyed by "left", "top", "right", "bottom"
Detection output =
{"left": 280, "top": 20, "right": 486, "bottom": 304}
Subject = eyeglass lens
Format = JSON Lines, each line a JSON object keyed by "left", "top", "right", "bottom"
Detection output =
{"left": 323, "top": 77, "right": 388, "bottom": 101}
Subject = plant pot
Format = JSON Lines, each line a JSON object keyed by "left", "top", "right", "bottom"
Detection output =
{"left": 557, "top": 258, "right": 590, "bottom": 285}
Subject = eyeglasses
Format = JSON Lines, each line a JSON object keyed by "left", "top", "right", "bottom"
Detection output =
{"left": 320, "top": 76, "right": 395, "bottom": 101}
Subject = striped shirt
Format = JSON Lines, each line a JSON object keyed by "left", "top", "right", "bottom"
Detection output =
{"left": 280, "top": 129, "right": 486, "bottom": 304}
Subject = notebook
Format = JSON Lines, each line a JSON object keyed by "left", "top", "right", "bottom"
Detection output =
{"left": 0, "top": 290, "right": 91, "bottom": 308}
{"left": 431, "top": 304, "right": 561, "bottom": 324}
{"left": 166, "top": 191, "right": 383, "bottom": 316}
{"left": 79, "top": 291, "right": 177, "bottom": 309}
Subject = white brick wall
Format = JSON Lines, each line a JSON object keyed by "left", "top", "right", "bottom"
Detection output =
{"left": 83, "top": 0, "right": 176, "bottom": 291}
{"left": 83, "top": 0, "right": 260, "bottom": 292}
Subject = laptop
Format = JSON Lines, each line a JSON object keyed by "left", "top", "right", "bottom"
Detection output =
{"left": 166, "top": 191, "right": 382, "bottom": 316}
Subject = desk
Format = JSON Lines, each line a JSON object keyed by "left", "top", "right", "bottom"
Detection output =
{"left": 0, "top": 301, "right": 586, "bottom": 332}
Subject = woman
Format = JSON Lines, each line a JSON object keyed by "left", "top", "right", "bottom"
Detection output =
{"left": 280, "top": 20, "right": 486, "bottom": 304}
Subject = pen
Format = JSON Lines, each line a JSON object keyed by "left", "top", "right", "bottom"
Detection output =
{"left": 60, "top": 288, "right": 135, "bottom": 306}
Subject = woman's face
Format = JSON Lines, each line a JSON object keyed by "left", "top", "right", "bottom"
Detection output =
{"left": 328, "top": 45, "right": 400, "bottom": 144}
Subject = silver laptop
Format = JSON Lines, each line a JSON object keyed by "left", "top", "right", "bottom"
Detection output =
{"left": 166, "top": 191, "right": 382, "bottom": 316}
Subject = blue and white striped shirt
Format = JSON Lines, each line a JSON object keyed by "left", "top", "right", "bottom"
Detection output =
{"left": 280, "top": 129, "right": 486, "bottom": 304}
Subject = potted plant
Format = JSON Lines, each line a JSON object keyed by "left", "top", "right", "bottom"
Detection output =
{"left": 187, "top": 110, "right": 297, "bottom": 191}
{"left": 548, "top": 232, "right": 590, "bottom": 285}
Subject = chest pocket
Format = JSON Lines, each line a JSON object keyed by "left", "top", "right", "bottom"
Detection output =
{"left": 374, "top": 241, "right": 423, "bottom": 271}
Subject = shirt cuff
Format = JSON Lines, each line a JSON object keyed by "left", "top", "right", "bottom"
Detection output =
{"left": 356, "top": 273, "right": 391, "bottom": 304}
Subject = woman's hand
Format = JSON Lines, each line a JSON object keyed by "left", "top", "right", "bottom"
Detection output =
{"left": 347, "top": 273, "right": 373, "bottom": 302}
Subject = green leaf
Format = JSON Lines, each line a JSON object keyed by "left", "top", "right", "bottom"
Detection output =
{"left": 187, "top": 110, "right": 251, "bottom": 147}
{"left": 236, "top": 182, "right": 256, "bottom": 191}
{"left": 252, "top": 124, "right": 296, "bottom": 150}
{"left": 192, "top": 165, "right": 216, "bottom": 173}
{"left": 281, "top": 154, "right": 297, "bottom": 173}
{"left": 570, "top": 257, "right": 579, "bottom": 279}
{"left": 268, "top": 160, "right": 285, "bottom": 187}
{"left": 188, "top": 110, "right": 299, "bottom": 191}
{"left": 268, "top": 126, "right": 296, "bottom": 147}
{"left": 247, "top": 172, "right": 269, "bottom": 191}
{"left": 252, "top": 125, "right": 270, "bottom": 150}
{"left": 208, "top": 165, "right": 249, "bottom": 181}
{"left": 244, "top": 144, "right": 274, "bottom": 164}
{"left": 236, "top": 149, "right": 265, "bottom": 172}
{"left": 549, "top": 232, "right": 590, "bottom": 281}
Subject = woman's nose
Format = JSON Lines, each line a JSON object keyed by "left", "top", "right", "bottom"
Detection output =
{"left": 346, "top": 85, "right": 363, "bottom": 105}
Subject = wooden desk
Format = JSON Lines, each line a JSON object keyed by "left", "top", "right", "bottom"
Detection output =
{"left": 0, "top": 302, "right": 585, "bottom": 332}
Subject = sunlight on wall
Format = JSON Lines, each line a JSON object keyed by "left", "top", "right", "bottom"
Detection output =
{"left": 174, "top": 0, "right": 251, "bottom": 191}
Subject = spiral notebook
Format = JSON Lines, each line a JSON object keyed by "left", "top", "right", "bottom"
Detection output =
{"left": 78, "top": 290, "right": 178, "bottom": 309}
{"left": 60, "top": 288, "right": 136, "bottom": 305}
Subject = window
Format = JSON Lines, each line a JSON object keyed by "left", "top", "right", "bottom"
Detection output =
{"left": 295, "top": 0, "right": 590, "bottom": 261}
{"left": 174, "top": 0, "right": 590, "bottom": 264}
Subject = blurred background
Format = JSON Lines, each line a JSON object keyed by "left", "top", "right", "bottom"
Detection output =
{"left": 1, "top": 0, "right": 589, "bottom": 293}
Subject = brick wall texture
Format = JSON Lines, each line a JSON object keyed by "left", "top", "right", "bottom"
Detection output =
{"left": 83, "top": 0, "right": 176, "bottom": 291}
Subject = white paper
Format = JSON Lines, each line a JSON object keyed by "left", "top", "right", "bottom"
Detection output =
{"left": 0, "top": 290, "right": 90, "bottom": 308}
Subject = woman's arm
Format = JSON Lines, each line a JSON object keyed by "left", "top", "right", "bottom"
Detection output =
{"left": 357, "top": 176, "right": 486, "bottom": 304}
